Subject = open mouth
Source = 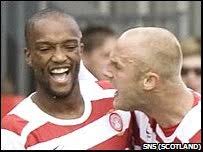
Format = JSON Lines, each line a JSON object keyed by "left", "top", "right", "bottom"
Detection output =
{"left": 114, "top": 90, "right": 119, "bottom": 98}
{"left": 49, "top": 66, "right": 71, "bottom": 84}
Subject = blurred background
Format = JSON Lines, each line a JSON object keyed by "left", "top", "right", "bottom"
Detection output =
{"left": 1, "top": 1, "right": 201, "bottom": 96}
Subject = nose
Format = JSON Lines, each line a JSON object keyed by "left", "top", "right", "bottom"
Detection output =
{"left": 183, "top": 71, "right": 200, "bottom": 89}
{"left": 187, "top": 71, "right": 199, "bottom": 79}
{"left": 51, "top": 46, "right": 67, "bottom": 63}
{"left": 103, "top": 63, "right": 114, "bottom": 81}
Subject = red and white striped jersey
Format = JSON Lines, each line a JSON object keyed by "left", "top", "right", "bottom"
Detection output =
{"left": 132, "top": 90, "right": 201, "bottom": 150}
{"left": 1, "top": 80, "right": 133, "bottom": 150}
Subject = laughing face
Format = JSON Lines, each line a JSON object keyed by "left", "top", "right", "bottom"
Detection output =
{"left": 25, "top": 17, "right": 82, "bottom": 97}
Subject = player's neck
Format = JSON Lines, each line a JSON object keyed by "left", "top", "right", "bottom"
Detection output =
{"left": 144, "top": 84, "right": 194, "bottom": 128}
{"left": 32, "top": 83, "right": 85, "bottom": 119}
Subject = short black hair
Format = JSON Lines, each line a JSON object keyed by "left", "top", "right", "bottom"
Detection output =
{"left": 25, "top": 8, "right": 80, "bottom": 48}
{"left": 81, "top": 26, "right": 116, "bottom": 54}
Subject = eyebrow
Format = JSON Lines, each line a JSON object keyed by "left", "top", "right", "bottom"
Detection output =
{"left": 35, "top": 39, "right": 79, "bottom": 45}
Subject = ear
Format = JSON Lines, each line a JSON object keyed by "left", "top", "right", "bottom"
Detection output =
{"left": 24, "top": 48, "right": 32, "bottom": 67}
{"left": 143, "top": 72, "right": 159, "bottom": 91}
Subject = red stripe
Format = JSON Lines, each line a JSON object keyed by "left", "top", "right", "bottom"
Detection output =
{"left": 131, "top": 112, "right": 141, "bottom": 146}
{"left": 189, "top": 130, "right": 201, "bottom": 143}
{"left": 1, "top": 95, "right": 24, "bottom": 119}
{"left": 156, "top": 133, "right": 182, "bottom": 143}
{"left": 96, "top": 80, "right": 114, "bottom": 89}
{"left": 173, "top": 137, "right": 182, "bottom": 143}
{"left": 192, "top": 91, "right": 201, "bottom": 107}
{"left": 160, "top": 123, "right": 180, "bottom": 137}
{"left": 25, "top": 97, "right": 114, "bottom": 148}
{"left": 89, "top": 129, "right": 131, "bottom": 150}
{"left": 1, "top": 114, "right": 28, "bottom": 136}
{"left": 156, "top": 134, "right": 164, "bottom": 143}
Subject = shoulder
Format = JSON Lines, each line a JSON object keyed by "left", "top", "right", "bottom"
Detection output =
{"left": 1, "top": 113, "right": 28, "bottom": 150}
{"left": 2, "top": 114, "right": 29, "bottom": 136}
{"left": 1, "top": 93, "right": 37, "bottom": 135}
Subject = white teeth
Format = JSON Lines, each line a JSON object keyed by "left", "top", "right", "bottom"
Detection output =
{"left": 51, "top": 68, "right": 69, "bottom": 74}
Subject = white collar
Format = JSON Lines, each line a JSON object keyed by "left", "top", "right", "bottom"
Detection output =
{"left": 78, "top": 60, "right": 98, "bottom": 82}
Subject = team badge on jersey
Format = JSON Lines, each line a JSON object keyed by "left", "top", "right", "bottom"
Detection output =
{"left": 109, "top": 113, "right": 123, "bottom": 132}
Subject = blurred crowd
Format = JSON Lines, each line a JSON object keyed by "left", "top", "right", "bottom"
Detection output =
{"left": 181, "top": 37, "right": 201, "bottom": 93}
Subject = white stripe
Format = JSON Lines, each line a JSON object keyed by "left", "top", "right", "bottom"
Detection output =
{"left": 79, "top": 80, "right": 116, "bottom": 101}
{"left": 176, "top": 101, "right": 201, "bottom": 142}
{"left": 1, "top": 129, "right": 25, "bottom": 150}
{"left": 28, "top": 110, "right": 131, "bottom": 150}
{"left": 78, "top": 60, "right": 98, "bottom": 81}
